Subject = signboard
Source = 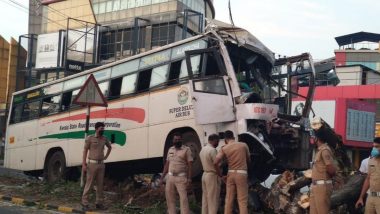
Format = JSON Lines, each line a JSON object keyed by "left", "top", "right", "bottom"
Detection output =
{"left": 171, "top": 40, "right": 207, "bottom": 60}
{"left": 140, "top": 50, "right": 171, "bottom": 69}
{"left": 346, "top": 109, "right": 375, "bottom": 142}
{"left": 292, "top": 100, "right": 336, "bottom": 128}
{"left": 66, "top": 60, "right": 84, "bottom": 72}
{"left": 35, "top": 32, "right": 63, "bottom": 68}
{"left": 73, "top": 74, "right": 107, "bottom": 107}
{"left": 236, "top": 104, "right": 279, "bottom": 121}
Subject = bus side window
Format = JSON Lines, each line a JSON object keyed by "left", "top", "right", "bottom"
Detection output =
{"left": 168, "top": 61, "right": 181, "bottom": 85}
{"left": 10, "top": 105, "right": 23, "bottom": 124}
{"left": 150, "top": 64, "right": 169, "bottom": 88}
{"left": 41, "top": 95, "right": 61, "bottom": 116}
{"left": 61, "top": 91, "right": 73, "bottom": 111}
{"left": 204, "top": 53, "right": 224, "bottom": 76}
{"left": 180, "top": 55, "right": 202, "bottom": 78}
{"left": 137, "top": 69, "right": 152, "bottom": 92}
{"left": 22, "top": 100, "right": 40, "bottom": 121}
{"left": 109, "top": 77, "right": 123, "bottom": 100}
{"left": 99, "top": 82, "right": 109, "bottom": 97}
{"left": 121, "top": 73, "right": 137, "bottom": 95}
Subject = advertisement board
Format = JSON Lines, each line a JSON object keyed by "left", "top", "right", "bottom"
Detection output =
{"left": 291, "top": 100, "right": 336, "bottom": 128}
{"left": 35, "top": 32, "right": 63, "bottom": 68}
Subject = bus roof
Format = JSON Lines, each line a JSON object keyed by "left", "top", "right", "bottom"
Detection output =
{"left": 13, "top": 34, "right": 205, "bottom": 96}
{"left": 14, "top": 20, "right": 275, "bottom": 96}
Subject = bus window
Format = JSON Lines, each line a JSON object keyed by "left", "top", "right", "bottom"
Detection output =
{"left": 150, "top": 64, "right": 169, "bottom": 88}
{"left": 193, "top": 78, "right": 227, "bottom": 95}
{"left": 121, "top": 74, "right": 137, "bottom": 95}
{"left": 168, "top": 61, "right": 182, "bottom": 85}
{"left": 43, "top": 82, "right": 63, "bottom": 95}
{"left": 109, "top": 77, "right": 123, "bottom": 99}
{"left": 99, "top": 82, "right": 109, "bottom": 97}
{"left": 63, "top": 76, "right": 85, "bottom": 91}
{"left": 137, "top": 69, "right": 152, "bottom": 92}
{"left": 10, "top": 105, "right": 23, "bottom": 124}
{"left": 111, "top": 59, "right": 139, "bottom": 78}
{"left": 204, "top": 52, "right": 225, "bottom": 76}
{"left": 21, "top": 100, "right": 40, "bottom": 121}
{"left": 61, "top": 91, "right": 72, "bottom": 111}
{"left": 41, "top": 95, "right": 61, "bottom": 116}
{"left": 91, "top": 68, "right": 111, "bottom": 82}
{"left": 180, "top": 55, "right": 201, "bottom": 78}
{"left": 61, "top": 89, "right": 80, "bottom": 111}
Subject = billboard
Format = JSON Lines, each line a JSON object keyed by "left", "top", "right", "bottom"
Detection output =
{"left": 35, "top": 32, "right": 64, "bottom": 69}
{"left": 292, "top": 100, "right": 336, "bottom": 128}
{"left": 66, "top": 28, "right": 95, "bottom": 64}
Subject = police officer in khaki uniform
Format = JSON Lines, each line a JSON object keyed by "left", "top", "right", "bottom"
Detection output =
{"left": 160, "top": 132, "right": 193, "bottom": 214}
{"left": 214, "top": 130, "right": 250, "bottom": 214}
{"left": 309, "top": 136, "right": 336, "bottom": 214}
{"left": 81, "top": 122, "right": 112, "bottom": 211}
{"left": 356, "top": 138, "right": 380, "bottom": 213}
{"left": 200, "top": 134, "right": 221, "bottom": 214}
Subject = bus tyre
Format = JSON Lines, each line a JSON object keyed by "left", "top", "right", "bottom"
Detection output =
{"left": 182, "top": 131, "right": 202, "bottom": 178}
{"left": 45, "top": 151, "right": 66, "bottom": 182}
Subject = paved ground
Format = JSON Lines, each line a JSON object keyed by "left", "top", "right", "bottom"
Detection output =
{"left": 0, "top": 200, "right": 62, "bottom": 214}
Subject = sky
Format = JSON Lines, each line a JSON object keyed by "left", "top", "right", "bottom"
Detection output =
{"left": 0, "top": 0, "right": 28, "bottom": 43}
{"left": 1, "top": 0, "right": 380, "bottom": 60}
{"left": 214, "top": 0, "right": 380, "bottom": 60}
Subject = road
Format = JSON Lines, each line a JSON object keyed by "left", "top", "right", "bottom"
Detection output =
{"left": 0, "top": 200, "right": 62, "bottom": 214}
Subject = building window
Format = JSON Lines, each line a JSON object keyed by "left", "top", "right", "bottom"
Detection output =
{"left": 151, "top": 23, "right": 175, "bottom": 49}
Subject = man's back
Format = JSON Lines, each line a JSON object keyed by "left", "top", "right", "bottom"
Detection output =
{"left": 200, "top": 144, "right": 217, "bottom": 172}
{"left": 222, "top": 141, "right": 250, "bottom": 170}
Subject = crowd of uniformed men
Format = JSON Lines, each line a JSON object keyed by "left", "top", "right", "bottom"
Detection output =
{"left": 80, "top": 122, "right": 380, "bottom": 214}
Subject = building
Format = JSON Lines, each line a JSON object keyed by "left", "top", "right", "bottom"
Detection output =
{"left": 0, "top": 36, "right": 27, "bottom": 140}
{"left": 294, "top": 32, "right": 380, "bottom": 167}
{"left": 22, "top": 0, "right": 215, "bottom": 86}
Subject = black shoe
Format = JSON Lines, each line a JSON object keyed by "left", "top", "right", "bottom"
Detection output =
{"left": 96, "top": 204, "right": 107, "bottom": 210}
{"left": 81, "top": 203, "right": 90, "bottom": 211}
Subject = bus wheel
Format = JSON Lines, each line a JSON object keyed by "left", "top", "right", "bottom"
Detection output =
{"left": 182, "top": 131, "right": 202, "bottom": 178}
{"left": 45, "top": 151, "right": 66, "bottom": 182}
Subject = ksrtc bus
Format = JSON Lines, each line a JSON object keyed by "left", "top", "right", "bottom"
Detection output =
{"left": 5, "top": 20, "right": 316, "bottom": 182}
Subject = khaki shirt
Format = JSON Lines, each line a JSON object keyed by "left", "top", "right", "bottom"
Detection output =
{"left": 84, "top": 134, "right": 111, "bottom": 161}
{"left": 200, "top": 143, "right": 217, "bottom": 173}
{"left": 368, "top": 158, "right": 380, "bottom": 192}
{"left": 312, "top": 143, "right": 334, "bottom": 181}
{"left": 218, "top": 141, "right": 250, "bottom": 170}
{"left": 167, "top": 145, "right": 193, "bottom": 174}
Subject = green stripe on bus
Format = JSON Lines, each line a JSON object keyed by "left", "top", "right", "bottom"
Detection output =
{"left": 39, "top": 130, "right": 126, "bottom": 146}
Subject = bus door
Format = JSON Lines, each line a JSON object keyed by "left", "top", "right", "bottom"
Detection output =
{"left": 185, "top": 48, "right": 236, "bottom": 125}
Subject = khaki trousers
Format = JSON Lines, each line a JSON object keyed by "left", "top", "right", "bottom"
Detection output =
{"left": 309, "top": 184, "right": 332, "bottom": 214}
{"left": 202, "top": 172, "right": 221, "bottom": 214}
{"left": 365, "top": 196, "right": 380, "bottom": 214}
{"left": 224, "top": 172, "right": 248, "bottom": 214}
{"left": 82, "top": 163, "right": 105, "bottom": 206}
{"left": 165, "top": 175, "right": 190, "bottom": 214}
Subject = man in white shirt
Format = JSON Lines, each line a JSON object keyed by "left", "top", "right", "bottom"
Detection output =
{"left": 359, "top": 156, "right": 370, "bottom": 174}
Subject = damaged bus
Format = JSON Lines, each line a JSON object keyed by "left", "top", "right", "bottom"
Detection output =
{"left": 4, "top": 20, "right": 316, "bottom": 182}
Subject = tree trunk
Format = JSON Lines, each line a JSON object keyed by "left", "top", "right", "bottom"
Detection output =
{"left": 330, "top": 174, "right": 366, "bottom": 209}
